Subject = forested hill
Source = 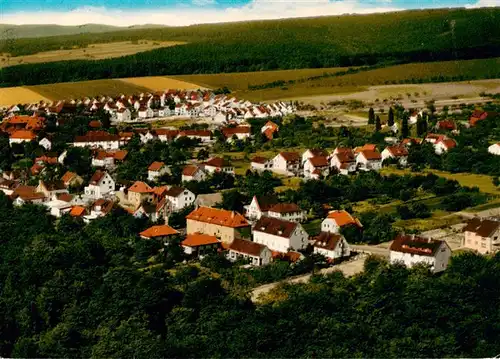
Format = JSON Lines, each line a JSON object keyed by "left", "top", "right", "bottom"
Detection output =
{"left": 0, "top": 8, "right": 500, "bottom": 87}
{"left": 1, "top": 196, "right": 500, "bottom": 357}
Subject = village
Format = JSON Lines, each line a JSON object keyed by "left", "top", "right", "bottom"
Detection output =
{"left": 0, "top": 87, "right": 500, "bottom": 283}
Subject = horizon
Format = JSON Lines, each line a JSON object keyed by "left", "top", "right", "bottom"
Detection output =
{"left": 0, "top": 0, "right": 497, "bottom": 27}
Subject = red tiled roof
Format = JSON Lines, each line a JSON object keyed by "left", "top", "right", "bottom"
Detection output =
{"left": 463, "top": 217, "right": 500, "bottom": 237}
{"left": 182, "top": 233, "right": 220, "bottom": 247}
{"left": 251, "top": 156, "right": 269, "bottom": 164}
{"left": 437, "top": 120, "right": 456, "bottom": 130}
{"left": 386, "top": 146, "right": 408, "bottom": 157}
{"left": 268, "top": 203, "right": 302, "bottom": 214}
{"left": 221, "top": 126, "right": 251, "bottom": 137}
{"left": 90, "top": 170, "right": 107, "bottom": 185}
{"left": 186, "top": 207, "right": 249, "bottom": 228}
{"left": 57, "top": 193, "right": 74, "bottom": 202}
{"left": 279, "top": 151, "right": 300, "bottom": 162}
{"left": 308, "top": 156, "right": 329, "bottom": 167}
{"left": 74, "top": 131, "right": 120, "bottom": 143}
{"left": 35, "top": 155, "right": 58, "bottom": 164}
{"left": 205, "top": 157, "right": 231, "bottom": 168}
{"left": 326, "top": 210, "right": 362, "bottom": 227}
{"left": 355, "top": 144, "right": 377, "bottom": 153}
{"left": 182, "top": 165, "right": 201, "bottom": 176}
{"left": 113, "top": 150, "right": 128, "bottom": 161}
{"left": 148, "top": 161, "right": 165, "bottom": 171}
{"left": 69, "top": 206, "right": 86, "bottom": 217}
{"left": 253, "top": 216, "right": 298, "bottom": 238}
{"left": 263, "top": 128, "right": 276, "bottom": 140}
{"left": 390, "top": 234, "right": 445, "bottom": 257}
{"left": 140, "top": 224, "right": 179, "bottom": 238}
{"left": 10, "top": 130, "right": 36, "bottom": 140}
{"left": 128, "top": 181, "right": 153, "bottom": 193}
{"left": 313, "top": 232, "right": 345, "bottom": 251}
{"left": 179, "top": 130, "right": 212, "bottom": 137}
{"left": 308, "top": 149, "right": 328, "bottom": 157}
{"left": 229, "top": 238, "right": 267, "bottom": 257}
{"left": 438, "top": 139, "right": 457, "bottom": 149}
{"left": 360, "top": 150, "right": 382, "bottom": 160}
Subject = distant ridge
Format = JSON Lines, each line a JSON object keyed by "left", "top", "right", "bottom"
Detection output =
{"left": 0, "top": 23, "right": 166, "bottom": 39}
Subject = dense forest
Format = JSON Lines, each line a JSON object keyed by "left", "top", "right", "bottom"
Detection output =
{"left": 1, "top": 196, "right": 500, "bottom": 357}
{"left": 1, "top": 8, "right": 500, "bottom": 87}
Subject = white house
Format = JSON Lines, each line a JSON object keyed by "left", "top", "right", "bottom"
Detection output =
{"left": 267, "top": 203, "right": 306, "bottom": 223}
{"left": 84, "top": 199, "right": 114, "bottom": 223}
{"left": 488, "top": 143, "right": 500, "bottom": 156}
{"left": 272, "top": 152, "right": 301, "bottom": 176}
{"left": 37, "top": 180, "right": 68, "bottom": 200}
{"left": 164, "top": 186, "right": 196, "bottom": 212}
{"left": 84, "top": 170, "right": 115, "bottom": 199}
{"left": 250, "top": 156, "right": 273, "bottom": 172}
{"left": 92, "top": 151, "right": 115, "bottom": 168}
{"left": 244, "top": 195, "right": 279, "bottom": 221}
{"left": 434, "top": 139, "right": 457, "bottom": 155}
{"left": 73, "top": 132, "right": 121, "bottom": 150}
{"left": 204, "top": 157, "right": 234, "bottom": 175}
{"left": 182, "top": 165, "right": 207, "bottom": 182}
{"left": 381, "top": 146, "right": 409, "bottom": 166}
{"left": 227, "top": 238, "right": 272, "bottom": 266}
{"left": 221, "top": 126, "right": 252, "bottom": 142}
{"left": 303, "top": 156, "right": 330, "bottom": 179}
{"left": 178, "top": 130, "right": 212, "bottom": 143}
{"left": 138, "top": 107, "right": 154, "bottom": 119}
{"left": 44, "top": 199, "right": 73, "bottom": 218}
{"left": 181, "top": 233, "right": 220, "bottom": 257}
{"left": 9, "top": 130, "right": 37, "bottom": 145}
{"left": 301, "top": 149, "right": 328, "bottom": 166}
{"left": 252, "top": 216, "right": 309, "bottom": 253}
{"left": 39, "top": 137, "right": 52, "bottom": 151}
{"left": 321, "top": 210, "right": 362, "bottom": 234}
{"left": 147, "top": 161, "right": 170, "bottom": 182}
{"left": 313, "top": 232, "right": 351, "bottom": 260}
{"left": 115, "top": 108, "right": 132, "bottom": 122}
{"left": 330, "top": 148, "right": 356, "bottom": 175}
{"left": 356, "top": 150, "right": 382, "bottom": 171}
{"left": 389, "top": 234, "right": 452, "bottom": 273}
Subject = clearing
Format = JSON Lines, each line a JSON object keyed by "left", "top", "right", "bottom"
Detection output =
{"left": 119, "top": 76, "right": 205, "bottom": 91}
{"left": 0, "top": 41, "right": 186, "bottom": 68}
{"left": 0, "top": 87, "right": 50, "bottom": 106}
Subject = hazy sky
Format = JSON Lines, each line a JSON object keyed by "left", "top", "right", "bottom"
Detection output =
{"left": 0, "top": 0, "right": 497, "bottom": 26}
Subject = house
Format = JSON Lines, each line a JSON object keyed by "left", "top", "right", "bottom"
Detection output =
{"left": 194, "top": 193, "right": 223, "bottom": 209}
{"left": 462, "top": 217, "right": 500, "bottom": 254}
{"left": 37, "top": 180, "right": 68, "bottom": 199}
{"left": 92, "top": 150, "right": 116, "bottom": 168}
{"left": 434, "top": 138, "right": 457, "bottom": 155}
{"left": 354, "top": 144, "right": 377, "bottom": 153}
{"left": 186, "top": 206, "right": 250, "bottom": 244}
{"left": 409, "top": 110, "right": 423, "bottom": 125}
{"left": 182, "top": 233, "right": 220, "bottom": 257}
{"left": 164, "top": 186, "right": 195, "bottom": 212}
{"left": 134, "top": 198, "right": 169, "bottom": 223}
{"left": 321, "top": 210, "right": 362, "bottom": 233}
{"left": 182, "top": 165, "right": 207, "bottom": 182}
{"left": 244, "top": 195, "right": 279, "bottom": 221}
{"left": 0, "top": 179, "right": 19, "bottom": 195}
{"left": 389, "top": 234, "right": 451, "bottom": 273}
{"left": 356, "top": 150, "right": 382, "bottom": 171}
{"left": 115, "top": 108, "right": 132, "bottom": 122}
{"left": 73, "top": 131, "right": 121, "bottom": 150}
{"left": 39, "top": 137, "right": 52, "bottom": 150}
{"left": 424, "top": 133, "right": 446, "bottom": 145}
{"left": 469, "top": 110, "right": 492, "bottom": 127}
{"left": 140, "top": 224, "right": 179, "bottom": 241}
{"left": 9, "top": 130, "right": 37, "bottom": 145}
{"left": 272, "top": 152, "right": 301, "bottom": 176}
{"left": 147, "top": 161, "right": 170, "bottom": 182}
{"left": 138, "top": 106, "right": 154, "bottom": 119}
{"left": 252, "top": 216, "right": 309, "bottom": 253}
{"left": 84, "top": 170, "right": 115, "bottom": 199}
{"left": 221, "top": 126, "right": 252, "bottom": 142}
{"left": 313, "top": 232, "right": 351, "bottom": 261}
{"left": 436, "top": 120, "right": 457, "bottom": 131}
{"left": 44, "top": 198, "right": 74, "bottom": 218}
{"left": 204, "top": 157, "right": 234, "bottom": 175}
{"left": 61, "top": 171, "right": 84, "bottom": 188}
{"left": 250, "top": 156, "right": 273, "bottom": 172}
{"left": 381, "top": 146, "right": 409, "bottom": 166}
{"left": 84, "top": 199, "right": 114, "bottom": 222}
{"left": 330, "top": 148, "right": 356, "bottom": 175}
{"left": 11, "top": 185, "right": 46, "bottom": 206}
{"left": 127, "top": 181, "right": 153, "bottom": 207}
{"left": 303, "top": 156, "right": 330, "bottom": 179}
{"left": 155, "top": 129, "right": 179, "bottom": 142}
{"left": 301, "top": 149, "right": 328, "bottom": 166}
{"left": 488, "top": 143, "right": 500, "bottom": 156}
{"left": 227, "top": 238, "right": 272, "bottom": 266}
{"left": 267, "top": 203, "right": 306, "bottom": 223}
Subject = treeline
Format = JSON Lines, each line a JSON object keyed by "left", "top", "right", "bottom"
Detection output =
{"left": 1, "top": 8, "right": 500, "bottom": 87}
{"left": 2, "top": 196, "right": 500, "bottom": 357}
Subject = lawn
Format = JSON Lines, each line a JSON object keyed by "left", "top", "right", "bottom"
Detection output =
{"left": 0, "top": 41, "right": 186, "bottom": 68}
{"left": 393, "top": 213, "right": 463, "bottom": 232}
{"left": 26, "top": 79, "right": 152, "bottom": 101}
{"left": 381, "top": 167, "right": 499, "bottom": 195}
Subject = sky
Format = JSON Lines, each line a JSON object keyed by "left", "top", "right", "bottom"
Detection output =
{"left": 0, "top": 0, "right": 498, "bottom": 26}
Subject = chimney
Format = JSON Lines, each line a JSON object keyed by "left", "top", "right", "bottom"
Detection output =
{"left": 231, "top": 211, "right": 235, "bottom": 218}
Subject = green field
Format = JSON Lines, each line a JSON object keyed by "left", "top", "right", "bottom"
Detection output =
{"left": 26, "top": 80, "right": 151, "bottom": 101}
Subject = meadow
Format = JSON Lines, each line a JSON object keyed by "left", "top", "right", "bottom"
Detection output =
{"left": 0, "top": 41, "right": 186, "bottom": 68}
{"left": 119, "top": 76, "right": 206, "bottom": 91}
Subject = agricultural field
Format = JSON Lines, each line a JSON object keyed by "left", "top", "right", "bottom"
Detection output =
{"left": 119, "top": 76, "right": 205, "bottom": 91}
{"left": 0, "top": 41, "right": 186, "bottom": 68}
{"left": 0, "top": 87, "right": 50, "bottom": 106}
{"left": 25, "top": 80, "right": 152, "bottom": 101}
